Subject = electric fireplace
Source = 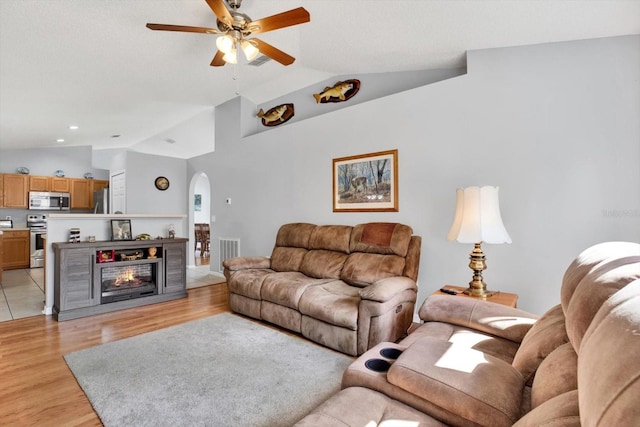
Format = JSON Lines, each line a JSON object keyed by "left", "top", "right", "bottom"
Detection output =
{"left": 101, "top": 263, "right": 158, "bottom": 303}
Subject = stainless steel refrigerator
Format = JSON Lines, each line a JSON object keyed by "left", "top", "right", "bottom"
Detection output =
{"left": 93, "top": 188, "right": 109, "bottom": 213}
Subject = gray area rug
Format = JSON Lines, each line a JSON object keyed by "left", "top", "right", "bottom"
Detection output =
{"left": 64, "top": 313, "right": 353, "bottom": 426}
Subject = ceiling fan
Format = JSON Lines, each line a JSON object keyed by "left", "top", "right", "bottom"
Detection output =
{"left": 146, "top": 0, "right": 310, "bottom": 67}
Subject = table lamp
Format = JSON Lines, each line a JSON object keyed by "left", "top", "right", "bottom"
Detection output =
{"left": 447, "top": 186, "right": 511, "bottom": 298}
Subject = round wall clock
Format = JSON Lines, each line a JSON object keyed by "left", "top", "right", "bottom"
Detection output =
{"left": 155, "top": 176, "right": 170, "bottom": 191}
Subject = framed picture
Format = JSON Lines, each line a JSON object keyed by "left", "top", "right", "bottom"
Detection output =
{"left": 194, "top": 194, "right": 202, "bottom": 212}
{"left": 111, "top": 219, "right": 133, "bottom": 241}
{"left": 333, "top": 149, "right": 398, "bottom": 212}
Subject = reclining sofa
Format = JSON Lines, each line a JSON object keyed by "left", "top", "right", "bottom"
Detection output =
{"left": 296, "top": 241, "right": 640, "bottom": 426}
{"left": 223, "top": 222, "right": 421, "bottom": 356}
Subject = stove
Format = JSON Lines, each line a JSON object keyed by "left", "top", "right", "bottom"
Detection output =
{"left": 27, "top": 214, "right": 47, "bottom": 268}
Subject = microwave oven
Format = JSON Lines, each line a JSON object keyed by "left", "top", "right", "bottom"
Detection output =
{"left": 29, "top": 191, "right": 71, "bottom": 210}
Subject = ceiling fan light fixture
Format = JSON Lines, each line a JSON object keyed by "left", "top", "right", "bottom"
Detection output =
{"left": 241, "top": 40, "right": 260, "bottom": 61}
{"left": 223, "top": 44, "right": 238, "bottom": 64}
{"left": 216, "top": 34, "right": 235, "bottom": 53}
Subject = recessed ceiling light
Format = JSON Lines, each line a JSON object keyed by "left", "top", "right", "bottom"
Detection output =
{"left": 164, "top": 138, "right": 176, "bottom": 144}
{"left": 69, "top": 125, "right": 79, "bottom": 130}
{"left": 56, "top": 138, "right": 65, "bottom": 143}
{"left": 111, "top": 134, "right": 121, "bottom": 138}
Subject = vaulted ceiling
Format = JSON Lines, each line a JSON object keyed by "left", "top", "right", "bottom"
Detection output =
{"left": 1, "top": 0, "right": 638, "bottom": 158}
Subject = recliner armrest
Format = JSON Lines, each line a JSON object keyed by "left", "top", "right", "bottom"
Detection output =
{"left": 222, "top": 256, "right": 271, "bottom": 271}
{"left": 359, "top": 277, "right": 417, "bottom": 303}
{"left": 419, "top": 294, "right": 538, "bottom": 343}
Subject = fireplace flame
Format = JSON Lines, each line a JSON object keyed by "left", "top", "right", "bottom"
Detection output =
{"left": 114, "top": 268, "right": 136, "bottom": 287}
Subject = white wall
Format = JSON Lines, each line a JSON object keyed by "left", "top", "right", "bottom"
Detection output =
{"left": 0, "top": 145, "right": 109, "bottom": 179}
{"left": 188, "top": 35, "right": 640, "bottom": 315}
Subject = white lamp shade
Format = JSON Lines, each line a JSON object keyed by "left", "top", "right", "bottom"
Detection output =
{"left": 447, "top": 186, "right": 512, "bottom": 244}
{"left": 241, "top": 40, "right": 260, "bottom": 61}
{"left": 216, "top": 35, "right": 234, "bottom": 54}
{"left": 222, "top": 44, "right": 238, "bottom": 64}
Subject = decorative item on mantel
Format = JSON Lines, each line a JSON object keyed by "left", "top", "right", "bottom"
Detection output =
{"left": 447, "top": 186, "right": 512, "bottom": 299}
{"left": 256, "top": 103, "right": 294, "bottom": 127}
{"left": 168, "top": 224, "right": 176, "bottom": 239}
{"left": 313, "top": 79, "right": 360, "bottom": 103}
{"left": 69, "top": 228, "right": 81, "bottom": 243}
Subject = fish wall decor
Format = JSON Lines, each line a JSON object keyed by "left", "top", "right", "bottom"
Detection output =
{"left": 256, "top": 103, "right": 295, "bottom": 127}
{"left": 313, "top": 79, "right": 360, "bottom": 103}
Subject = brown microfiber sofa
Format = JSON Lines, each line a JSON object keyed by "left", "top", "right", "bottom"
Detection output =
{"left": 296, "top": 241, "right": 640, "bottom": 426}
{"left": 222, "top": 222, "right": 422, "bottom": 356}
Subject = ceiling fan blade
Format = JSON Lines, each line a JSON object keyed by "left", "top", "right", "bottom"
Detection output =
{"left": 204, "top": 0, "right": 234, "bottom": 27}
{"left": 251, "top": 38, "right": 295, "bottom": 66}
{"left": 248, "top": 7, "right": 310, "bottom": 34}
{"left": 210, "top": 50, "right": 226, "bottom": 67}
{"left": 146, "top": 23, "right": 220, "bottom": 34}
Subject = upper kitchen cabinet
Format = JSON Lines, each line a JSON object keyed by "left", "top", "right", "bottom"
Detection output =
{"left": 29, "top": 175, "right": 50, "bottom": 191}
{"left": 70, "top": 178, "right": 92, "bottom": 209}
{"left": 51, "top": 177, "right": 70, "bottom": 192}
{"left": 2, "top": 174, "right": 28, "bottom": 208}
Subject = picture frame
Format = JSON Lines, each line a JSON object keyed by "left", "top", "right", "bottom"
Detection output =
{"left": 111, "top": 219, "right": 133, "bottom": 241}
{"left": 333, "top": 149, "right": 398, "bottom": 212}
{"left": 194, "top": 194, "right": 202, "bottom": 212}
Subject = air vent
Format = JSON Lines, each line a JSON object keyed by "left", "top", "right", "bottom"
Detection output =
{"left": 219, "top": 238, "right": 240, "bottom": 271}
{"left": 248, "top": 55, "right": 272, "bottom": 67}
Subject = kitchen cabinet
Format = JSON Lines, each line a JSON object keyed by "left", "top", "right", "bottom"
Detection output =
{"left": 2, "top": 229, "right": 30, "bottom": 270}
{"left": 70, "top": 179, "right": 92, "bottom": 209}
{"left": 0, "top": 175, "right": 4, "bottom": 206}
{"left": 51, "top": 177, "right": 70, "bottom": 192}
{"left": 29, "top": 175, "right": 50, "bottom": 191}
{"left": 2, "top": 174, "right": 28, "bottom": 208}
{"left": 0, "top": 232, "right": 4, "bottom": 284}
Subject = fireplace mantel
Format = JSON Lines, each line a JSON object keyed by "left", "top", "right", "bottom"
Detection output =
{"left": 52, "top": 238, "right": 187, "bottom": 321}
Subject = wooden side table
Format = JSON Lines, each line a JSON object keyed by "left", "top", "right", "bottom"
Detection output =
{"left": 436, "top": 285, "right": 518, "bottom": 308}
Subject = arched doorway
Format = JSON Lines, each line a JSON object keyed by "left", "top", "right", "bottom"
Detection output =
{"left": 188, "top": 172, "right": 211, "bottom": 268}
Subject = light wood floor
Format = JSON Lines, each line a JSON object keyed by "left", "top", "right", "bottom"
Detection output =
{"left": 0, "top": 282, "right": 230, "bottom": 426}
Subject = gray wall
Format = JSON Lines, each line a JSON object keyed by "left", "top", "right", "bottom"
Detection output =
{"left": 123, "top": 151, "right": 187, "bottom": 215}
{"left": 189, "top": 35, "right": 640, "bottom": 315}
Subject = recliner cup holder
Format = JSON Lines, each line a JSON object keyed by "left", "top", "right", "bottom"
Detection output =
{"left": 365, "top": 358, "right": 391, "bottom": 372}
{"left": 380, "top": 347, "right": 403, "bottom": 359}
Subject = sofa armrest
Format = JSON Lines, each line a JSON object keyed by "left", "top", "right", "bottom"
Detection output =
{"left": 388, "top": 337, "right": 525, "bottom": 427}
{"left": 222, "top": 256, "right": 271, "bottom": 271}
{"left": 419, "top": 294, "right": 538, "bottom": 343}
{"left": 359, "top": 276, "right": 417, "bottom": 303}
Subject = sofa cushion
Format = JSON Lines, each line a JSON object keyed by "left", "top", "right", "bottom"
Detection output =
{"left": 512, "top": 390, "right": 580, "bottom": 427}
{"left": 226, "top": 268, "right": 274, "bottom": 299}
{"left": 274, "top": 222, "right": 316, "bottom": 248}
{"left": 511, "top": 304, "right": 568, "bottom": 384}
{"left": 260, "top": 272, "right": 332, "bottom": 309}
{"left": 298, "top": 280, "right": 360, "bottom": 329}
{"left": 388, "top": 337, "right": 524, "bottom": 427}
{"left": 530, "top": 342, "right": 577, "bottom": 409}
{"left": 308, "top": 224, "right": 352, "bottom": 252}
{"left": 341, "top": 253, "right": 406, "bottom": 287}
{"left": 577, "top": 279, "right": 640, "bottom": 426}
{"left": 350, "top": 223, "right": 413, "bottom": 257}
{"left": 564, "top": 256, "right": 640, "bottom": 351}
{"left": 294, "top": 387, "right": 449, "bottom": 427}
{"left": 300, "top": 250, "right": 348, "bottom": 279}
{"left": 270, "top": 247, "right": 308, "bottom": 272}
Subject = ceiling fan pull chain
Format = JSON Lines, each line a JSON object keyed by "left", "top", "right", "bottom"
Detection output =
{"left": 233, "top": 64, "right": 240, "bottom": 96}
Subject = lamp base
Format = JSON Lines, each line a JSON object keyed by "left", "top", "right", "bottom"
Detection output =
{"left": 463, "top": 242, "right": 493, "bottom": 299}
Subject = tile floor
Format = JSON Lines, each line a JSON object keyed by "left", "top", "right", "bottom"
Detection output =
{"left": 0, "top": 265, "right": 225, "bottom": 322}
